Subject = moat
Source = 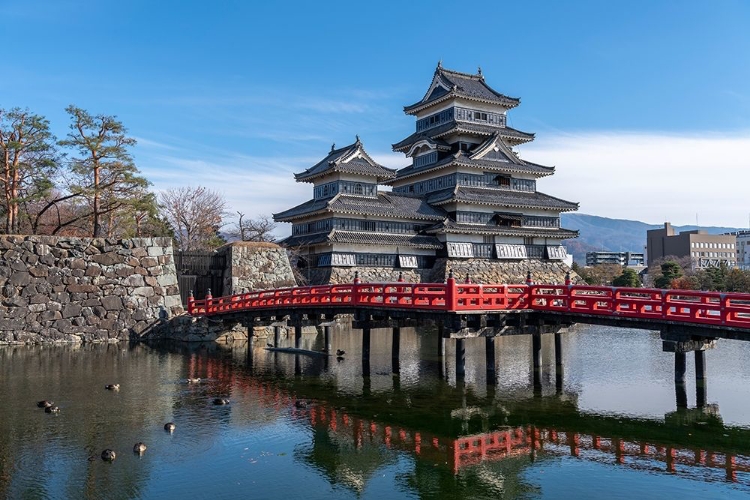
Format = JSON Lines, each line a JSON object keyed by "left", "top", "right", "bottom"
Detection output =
{"left": 2, "top": 324, "right": 750, "bottom": 499}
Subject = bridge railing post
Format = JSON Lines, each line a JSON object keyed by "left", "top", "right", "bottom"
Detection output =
{"left": 445, "top": 269, "right": 457, "bottom": 311}
{"left": 353, "top": 271, "right": 361, "bottom": 305}
{"left": 205, "top": 288, "right": 213, "bottom": 315}
{"left": 187, "top": 290, "right": 195, "bottom": 315}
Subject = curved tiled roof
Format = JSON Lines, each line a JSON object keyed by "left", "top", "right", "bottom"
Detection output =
{"left": 404, "top": 65, "right": 520, "bottom": 114}
{"left": 295, "top": 138, "right": 397, "bottom": 183}
{"left": 388, "top": 152, "right": 554, "bottom": 183}
{"left": 328, "top": 192, "right": 446, "bottom": 220}
{"left": 426, "top": 186, "right": 579, "bottom": 212}
{"left": 425, "top": 220, "right": 579, "bottom": 239}
{"left": 273, "top": 192, "right": 446, "bottom": 222}
{"left": 279, "top": 230, "right": 443, "bottom": 250}
{"left": 392, "top": 121, "right": 534, "bottom": 152}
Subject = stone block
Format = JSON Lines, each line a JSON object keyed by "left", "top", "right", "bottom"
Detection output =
{"left": 101, "top": 296, "right": 123, "bottom": 310}
{"left": 67, "top": 284, "right": 98, "bottom": 293}
{"left": 132, "top": 287, "right": 155, "bottom": 297}
{"left": 92, "top": 253, "right": 125, "bottom": 266}
{"left": 9, "top": 272, "right": 30, "bottom": 286}
{"left": 85, "top": 265, "right": 102, "bottom": 277}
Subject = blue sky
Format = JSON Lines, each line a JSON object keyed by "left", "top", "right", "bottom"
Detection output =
{"left": 2, "top": 0, "right": 750, "bottom": 232}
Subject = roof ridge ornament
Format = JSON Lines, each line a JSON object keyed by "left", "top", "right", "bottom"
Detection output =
{"left": 355, "top": 134, "right": 360, "bottom": 144}
{"left": 331, "top": 143, "right": 335, "bottom": 152}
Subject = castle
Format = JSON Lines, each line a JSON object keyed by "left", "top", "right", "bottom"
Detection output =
{"left": 274, "top": 64, "right": 578, "bottom": 284}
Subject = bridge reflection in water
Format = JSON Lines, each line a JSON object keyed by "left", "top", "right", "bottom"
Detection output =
{"left": 182, "top": 331, "right": 750, "bottom": 494}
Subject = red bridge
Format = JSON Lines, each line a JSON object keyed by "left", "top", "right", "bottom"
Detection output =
{"left": 188, "top": 275, "right": 750, "bottom": 332}
{"left": 186, "top": 274, "right": 750, "bottom": 398}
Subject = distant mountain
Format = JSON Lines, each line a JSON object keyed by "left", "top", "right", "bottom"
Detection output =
{"left": 561, "top": 213, "right": 741, "bottom": 264}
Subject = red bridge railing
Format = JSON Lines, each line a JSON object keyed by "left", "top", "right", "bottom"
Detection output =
{"left": 187, "top": 277, "right": 750, "bottom": 329}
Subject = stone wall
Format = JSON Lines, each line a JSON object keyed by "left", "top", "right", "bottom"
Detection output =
{"left": 0, "top": 236, "right": 182, "bottom": 345}
{"left": 429, "top": 258, "right": 582, "bottom": 285}
{"left": 218, "top": 242, "right": 296, "bottom": 294}
{"left": 307, "top": 266, "right": 434, "bottom": 285}
{"left": 304, "top": 259, "right": 581, "bottom": 285}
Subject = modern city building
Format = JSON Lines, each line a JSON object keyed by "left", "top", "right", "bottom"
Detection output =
{"left": 275, "top": 64, "right": 579, "bottom": 284}
{"left": 646, "top": 222, "right": 737, "bottom": 268}
{"left": 731, "top": 230, "right": 750, "bottom": 270}
{"left": 585, "top": 251, "right": 645, "bottom": 267}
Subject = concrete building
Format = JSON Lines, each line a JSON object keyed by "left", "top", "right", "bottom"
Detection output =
{"left": 646, "top": 222, "right": 737, "bottom": 268}
{"left": 586, "top": 251, "right": 645, "bottom": 267}
{"left": 731, "top": 230, "right": 750, "bottom": 270}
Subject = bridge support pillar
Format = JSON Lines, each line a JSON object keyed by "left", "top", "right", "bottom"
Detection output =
{"left": 532, "top": 333, "right": 542, "bottom": 391}
{"left": 362, "top": 324, "right": 371, "bottom": 361}
{"left": 695, "top": 350, "right": 706, "bottom": 381}
{"left": 695, "top": 350, "right": 707, "bottom": 407}
{"left": 437, "top": 323, "right": 445, "bottom": 358}
{"left": 554, "top": 332, "right": 564, "bottom": 393}
{"left": 295, "top": 324, "right": 302, "bottom": 350}
{"left": 675, "top": 352, "right": 688, "bottom": 408}
{"left": 392, "top": 327, "right": 400, "bottom": 374}
{"left": 324, "top": 325, "right": 332, "bottom": 354}
{"left": 485, "top": 337, "right": 496, "bottom": 385}
{"left": 674, "top": 352, "right": 687, "bottom": 384}
{"left": 456, "top": 338, "right": 466, "bottom": 380}
{"left": 273, "top": 326, "right": 281, "bottom": 348}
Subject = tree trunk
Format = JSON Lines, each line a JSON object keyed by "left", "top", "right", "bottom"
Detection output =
{"left": 93, "top": 165, "right": 100, "bottom": 237}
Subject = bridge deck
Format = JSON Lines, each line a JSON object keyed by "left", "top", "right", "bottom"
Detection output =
{"left": 188, "top": 277, "right": 750, "bottom": 333}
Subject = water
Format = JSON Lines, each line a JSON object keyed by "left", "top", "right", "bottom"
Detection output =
{"left": 2, "top": 324, "right": 750, "bottom": 499}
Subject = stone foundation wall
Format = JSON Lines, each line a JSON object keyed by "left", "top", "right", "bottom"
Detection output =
{"left": 429, "top": 258, "right": 582, "bottom": 284}
{"left": 302, "top": 259, "right": 581, "bottom": 285}
{"left": 219, "top": 242, "right": 296, "bottom": 294}
{"left": 306, "top": 267, "right": 434, "bottom": 285}
{"left": 0, "top": 236, "right": 182, "bottom": 345}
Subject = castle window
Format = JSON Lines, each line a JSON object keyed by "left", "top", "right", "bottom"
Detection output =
{"left": 354, "top": 183, "right": 363, "bottom": 195}
{"left": 496, "top": 175, "right": 511, "bottom": 187}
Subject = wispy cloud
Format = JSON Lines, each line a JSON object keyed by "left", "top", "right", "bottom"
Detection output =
{"left": 524, "top": 130, "right": 750, "bottom": 228}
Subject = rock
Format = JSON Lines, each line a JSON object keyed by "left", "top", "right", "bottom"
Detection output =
{"left": 101, "top": 296, "right": 123, "bottom": 310}
{"left": 92, "top": 253, "right": 125, "bottom": 266}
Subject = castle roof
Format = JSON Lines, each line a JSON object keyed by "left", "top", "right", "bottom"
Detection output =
{"left": 279, "top": 230, "right": 443, "bottom": 250}
{"left": 404, "top": 64, "right": 520, "bottom": 115}
{"left": 273, "top": 192, "right": 446, "bottom": 222}
{"left": 425, "top": 219, "right": 579, "bottom": 239}
{"left": 392, "top": 121, "right": 534, "bottom": 153}
{"left": 426, "top": 186, "right": 579, "bottom": 212}
{"left": 295, "top": 138, "right": 397, "bottom": 183}
{"left": 388, "top": 151, "right": 554, "bottom": 184}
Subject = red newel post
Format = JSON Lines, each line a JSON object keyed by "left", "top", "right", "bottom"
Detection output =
{"left": 464, "top": 274, "right": 472, "bottom": 284}
{"left": 205, "top": 288, "right": 213, "bottom": 315}
{"left": 565, "top": 271, "right": 571, "bottom": 287}
{"left": 397, "top": 271, "right": 404, "bottom": 283}
{"left": 187, "top": 290, "right": 195, "bottom": 315}
{"left": 353, "top": 271, "right": 360, "bottom": 305}
{"left": 446, "top": 268, "right": 457, "bottom": 311}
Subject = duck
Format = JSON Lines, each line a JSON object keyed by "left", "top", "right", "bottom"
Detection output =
{"left": 104, "top": 384, "right": 120, "bottom": 391}
{"left": 101, "top": 449, "right": 116, "bottom": 462}
{"left": 294, "top": 400, "right": 308, "bottom": 409}
{"left": 213, "top": 398, "right": 230, "bottom": 405}
{"left": 45, "top": 405, "right": 60, "bottom": 414}
{"left": 164, "top": 422, "right": 176, "bottom": 432}
{"left": 336, "top": 356, "right": 344, "bottom": 362}
{"left": 336, "top": 349, "right": 345, "bottom": 356}
{"left": 266, "top": 343, "right": 274, "bottom": 348}
{"left": 187, "top": 378, "right": 201, "bottom": 384}
{"left": 37, "top": 400, "right": 54, "bottom": 408}
{"left": 133, "top": 442, "right": 147, "bottom": 454}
